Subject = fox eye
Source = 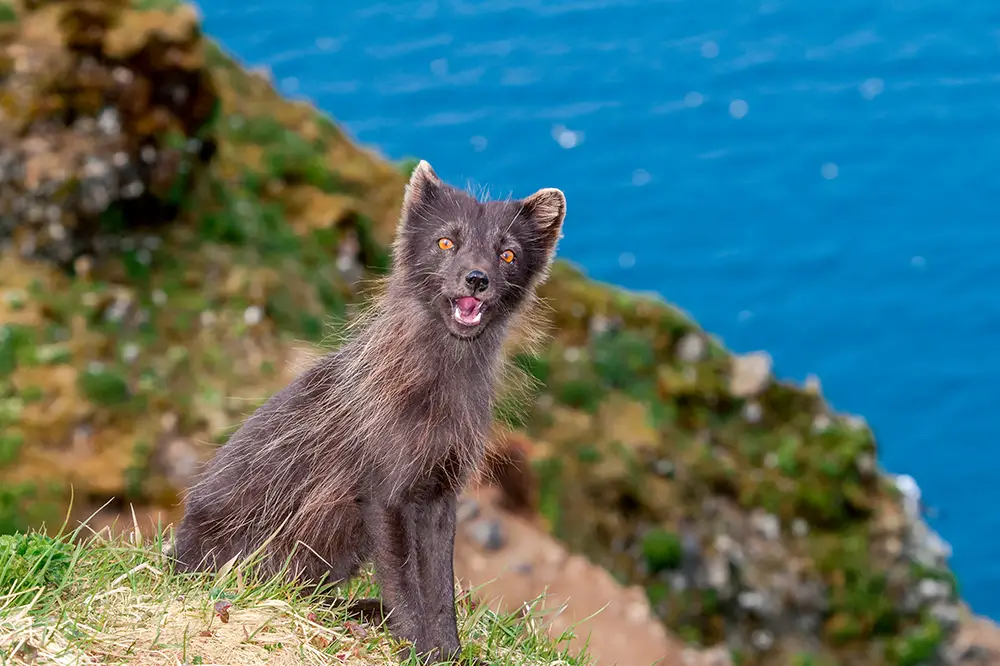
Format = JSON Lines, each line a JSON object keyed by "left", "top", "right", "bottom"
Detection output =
{"left": 500, "top": 249, "right": 516, "bottom": 264}
{"left": 437, "top": 238, "right": 454, "bottom": 250}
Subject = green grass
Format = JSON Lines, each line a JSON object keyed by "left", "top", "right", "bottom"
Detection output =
{"left": 0, "top": 512, "right": 595, "bottom": 666}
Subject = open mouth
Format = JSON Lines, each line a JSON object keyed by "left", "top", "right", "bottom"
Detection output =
{"left": 452, "top": 297, "right": 484, "bottom": 326}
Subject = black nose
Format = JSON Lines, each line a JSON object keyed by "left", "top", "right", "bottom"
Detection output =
{"left": 465, "top": 270, "right": 489, "bottom": 293}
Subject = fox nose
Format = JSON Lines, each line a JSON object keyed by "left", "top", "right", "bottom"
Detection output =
{"left": 465, "top": 270, "right": 489, "bottom": 294}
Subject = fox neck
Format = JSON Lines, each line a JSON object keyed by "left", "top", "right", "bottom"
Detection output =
{"left": 358, "top": 282, "right": 509, "bottom": 383}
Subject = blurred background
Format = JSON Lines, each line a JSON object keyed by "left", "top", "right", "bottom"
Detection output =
{"left": 193, "top": 0, "right": 1000, "bottom": 616}
{"left": 2, "top": 0, "right": 999, "bottom": 664}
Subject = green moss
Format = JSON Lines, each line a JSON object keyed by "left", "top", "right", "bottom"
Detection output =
{"left": 130, "top": 0, "right": 183, "bottom": 10}
{"left": 676, "top": 624, "right": 703, "bottom": 645}
{"left": 124, "top": 440, "right": 153, "bottom": 499}
{"left": 0, "top": 323, "right": 35, "bottom": 378}
{"left": 0, "top": 483, "right": 40, "bottom": 534}
{"left": 0, "top": 1, "right": 15, "bottom": 23}
{"left": 641, "top": 529, "right": 682, "bottom": 573}
{"left": 0, "top": 394, "right": 23, "bottom": 427}
{"left": 227, "top": 115, "right": 286, "bottom": 145}
{"left": 791, "top": 654, "right": 837, "bottom": 666}
{"left": 0, "top": 430, "right": 24, "bottom": 465}
{"left": 397, "top": 157, "right": 421, "bottom": 178}
{"left": 225, "top": 115, "right": 341, "bottom": 193}
{"left": 0, "top": 532, "right": 75, "bottom": 600}
{"left": 910, "top": 563, "right": 959, "bottom": 598}
{"left": 32, "top": 344, "right": 72, "bottom": 365}
{"left": 262, "top": 137, "right": 333, "bottom": 190}
{"left": 513, "top": 352, "right": 550, "bottom": 386}
{"left": 2, "top": 289, "right": 26, "bottom": 311}
{"left": 197, "top": 192, "right": 248, "bottom": 244}
{"left": 19, "top": 385, "right": 45, "bottom": 403}
{"left": 77, "top": 366, "right": 131, "bottom": 407}
{"left": 576, "top": 444, "right": 601, "bottom": 464}
{"left": 533, "top": 457, "right": 563, "bottom": 534}
{"left": 592, "top": 329, "right": 658, "bottom": 398}
{"left": 826, "top": 612, "right": 864, "bottom": 644}
{"left": 555, "top": 378, "right": 603, "bottom": 413}
{"left": 646, "top": 581, "right": 669, "bottom": 607}
{"left": 888, "top": 619, "right": 943, "bottom": 666}
{"left": 353, "top": 213, "right": 391, "bottom": 274}
{"left": 776, "top": 433, "right": 802, "bottom": 475}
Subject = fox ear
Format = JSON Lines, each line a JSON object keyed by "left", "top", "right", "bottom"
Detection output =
{"left": 402, "top": 160, "right": 443, "bottom": 219}
{"left": 521, "top": 187, "right": 566, "bottom": 249}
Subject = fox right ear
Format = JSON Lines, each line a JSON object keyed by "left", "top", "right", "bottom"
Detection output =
{"left": 402, "top": 160, "right": 443, "bottom": 218}
{"left": 521, "top": 187, "right": 567, "bottom": 251}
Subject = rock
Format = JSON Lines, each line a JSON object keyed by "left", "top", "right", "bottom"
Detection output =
{"left": 920, "top": 578, "right": 953, "bottom": 604}
{"left": 750, "top": 511, "right": 781, "bottom": 541}
{"left": 466, "top": 518, "right": 506, "bottom": 552}
{"left": 742, "top": 400, "right": 762, "bottom": 423}
{"left": 700, "top": 647, "right": 735, "bottom": 666}
{"left": 728, "top": 351, "right": 772, "bottom": 397}
{"left": 155, "top": 437, "right": 199, "bottom": 492}
{"left": 811, "top": 413, "right": 832, "bottom": 432}
{"left": 457, "top": 498, "right": 480, "bottom": 524}
{"left": 0, "top": 0, "right": 219, "bottom": 266}
{"left": 895, "top": 473, "right": 923, "bottom": 520}
{"left": 676, "top": 333, "right": 706, "bottom": 364}
{"left": 653, "top": 459, "right": 675, "bottom": 477}
{"left": 512, "top": 561, "right": 533, "bottom": 575}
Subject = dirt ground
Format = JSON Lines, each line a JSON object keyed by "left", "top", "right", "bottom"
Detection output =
{"left": 451, "top": 485, "right": 730, "bottom": 666}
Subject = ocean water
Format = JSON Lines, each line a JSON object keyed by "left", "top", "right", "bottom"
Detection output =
{"left": 191, "top": 0, "right": 1000, "bottom": 618}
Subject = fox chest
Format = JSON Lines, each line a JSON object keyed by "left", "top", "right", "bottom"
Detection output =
{"left": 390, "top": 391, "right": 490, "bottom": 484}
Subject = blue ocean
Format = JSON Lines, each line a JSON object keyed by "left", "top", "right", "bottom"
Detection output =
{"left": 191, "top": 0, "right": 1000, "bottom": 618}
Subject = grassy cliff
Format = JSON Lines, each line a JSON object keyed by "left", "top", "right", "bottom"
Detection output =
{"left": 0, "top": 526, "right": 587, "bottom": 664}
{"left": 0, "top": 1, "right": 968, "bottom": 665}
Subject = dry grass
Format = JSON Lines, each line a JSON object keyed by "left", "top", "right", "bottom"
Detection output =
{"left": 0, "top": 509, "right": 593, "bottom": 666}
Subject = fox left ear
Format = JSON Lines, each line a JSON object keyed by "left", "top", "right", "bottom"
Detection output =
{"left": 401, "top": 159, "right": 443, "bottom": 220}
{"left": 521, "top": 187, "right": 566, "bottom": 251}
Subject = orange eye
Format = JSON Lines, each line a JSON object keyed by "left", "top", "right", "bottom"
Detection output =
{"left": 500, "top": 249, "right": 515, "bottom": 264}
{"left": 438, "top": 238, "right": 454, "bottom": 250}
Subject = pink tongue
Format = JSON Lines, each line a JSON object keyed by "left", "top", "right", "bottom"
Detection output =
{"left": 457, "top": 297, "right": 480, "bottom": 316}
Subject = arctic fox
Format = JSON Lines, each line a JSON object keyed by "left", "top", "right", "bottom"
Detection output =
{"left": 171, "top": 160, "right": 567, "bottom": 663}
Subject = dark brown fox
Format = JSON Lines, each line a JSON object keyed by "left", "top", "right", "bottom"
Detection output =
{"left": 170, "top": 160, "right": 566, "bottom": 663}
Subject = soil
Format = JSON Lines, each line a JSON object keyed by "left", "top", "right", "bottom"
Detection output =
{"left": 452, "top": 484, "right": 731, "bottom": 666}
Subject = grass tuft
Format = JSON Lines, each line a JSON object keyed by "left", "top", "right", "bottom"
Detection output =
{"left": 0, "top": 512, "right": 593, "bottom": 665}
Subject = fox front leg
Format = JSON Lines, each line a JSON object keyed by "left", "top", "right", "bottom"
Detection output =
{"left": 413, "top": 492, "right": 462, "bottom": 661}
{"left": 370, "top": 501, "right": 434, "bottom": 658}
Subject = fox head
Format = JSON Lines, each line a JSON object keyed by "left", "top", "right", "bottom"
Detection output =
{"left": 390, "top": 160, "right": 566, "bottom": 341}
